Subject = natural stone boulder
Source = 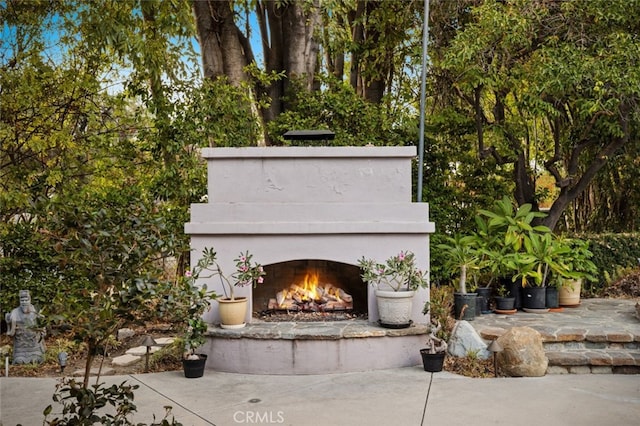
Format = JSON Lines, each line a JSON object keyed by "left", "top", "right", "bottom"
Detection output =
{"left": 447, "top": 320, "right": 491, "bottom": 360}
{"left": 496, "top": 326, "right": 548, "bottom": 377}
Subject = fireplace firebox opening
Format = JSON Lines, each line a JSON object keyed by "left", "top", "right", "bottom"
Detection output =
{"left": 253, "top": 260, "right": 367, "bottom": 321}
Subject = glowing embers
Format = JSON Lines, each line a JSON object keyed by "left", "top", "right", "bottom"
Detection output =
{"left": 267, "top": 271, "right": 353, "bottom": 312}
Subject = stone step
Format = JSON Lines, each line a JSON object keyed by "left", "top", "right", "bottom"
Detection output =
{"left": 542, "top": 339, "right": 640, "bottom": 373}
{"left": 545, "top": 349, "right": 640, "bottom": 374}
{"left": 476, "top": 322, "right": 640, "bottom": 374}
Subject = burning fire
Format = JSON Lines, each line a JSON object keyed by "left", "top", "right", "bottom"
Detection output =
{"left": 299, "top": 272, "right": 321, "bottom": 301}
{"left": 269, "top": 272, "right": 353, "bottom": 311}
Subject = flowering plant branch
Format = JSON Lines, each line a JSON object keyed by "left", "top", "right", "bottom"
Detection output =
{"left": 358, "top": 251, "right": 428, "bottom": 292}
{"left": 190, "top": 247, "right": 265, "bottom": 301}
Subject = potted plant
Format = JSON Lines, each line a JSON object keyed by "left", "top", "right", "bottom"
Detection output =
{"left": 182, "top": 317, "right": 209, "bottom": 378}
{"left": 478, "top": 197, "right": 548, "bottom": 309}
{"left": 200, "top": 248, "right": 266, "bottom": 329}
{"left": 437, "top": 234, "right": 479, "bottom": 320}
{"left": 559, "top": 238, "right": 598, "bottom": 306}
{"left": 420, "top": 285, "right": 453, "bottom": 372}
{"left": 177, "top": 251, "right": 218, "bottom": 378}
{"left": 358, "top": 251, "right": 428, "bottom": 328}
{"left": 494, "top": 281, "right": 516, "bottom": 312}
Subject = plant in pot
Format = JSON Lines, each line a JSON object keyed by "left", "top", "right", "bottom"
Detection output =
{"left": 358, "top": 251, "right": 428, "bottom": 328}
{"left": 209, "top": 249, "right": 266, "bottom": 329}
{"left": 493, "top": 280, "right": 516, "bottom": 312}
{"left": 437, "top": 233, "right": 480, "bottom": 320}
{"left": 420, "top": 285, "right": 454, "bottom": 372}
{"left": 521, "top": 231, "right": 576, "bottom": 310}
{"left": 176, "top": 250, "right": 218, "bottom": 378}
{"left": 506, "top": 229, "right": 580, "bottom": 311}
{"left": 559, "top": 238, "right": 598, "bottom": 307}
{"left": 182, "top": 317, "right": 209, "bottom": 378}
{"left": 477, "top": 196, "right": 548, "bottom": 309}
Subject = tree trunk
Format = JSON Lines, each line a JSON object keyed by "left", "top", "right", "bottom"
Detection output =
{"left": 513, "top": 151, "right": 537, "bottom": 208}
{"left": 459, "top": 264, "right": 467, "bottom": 295}
{"left": 193, "top": 0, "right": 248, "bottom": 85}
{"left": 83, "top": 346, "right": 95, "bottom": 388}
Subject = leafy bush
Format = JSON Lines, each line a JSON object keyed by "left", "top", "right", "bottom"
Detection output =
{"left": 43, "top": 378, "right": 182, "bottom": 425}
{"left": 580, "top": 233, "right": 640, "bottom": 296}
{"left": 267, "top": 75, "right": 411, "bottom": 146}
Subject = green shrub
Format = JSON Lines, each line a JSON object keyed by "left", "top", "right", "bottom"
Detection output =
{"left": 579, "top": 233, "right": 640, "bottom": 296}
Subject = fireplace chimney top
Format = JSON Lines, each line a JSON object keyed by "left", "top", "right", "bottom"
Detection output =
{"left": 283, "top": 129, "right": 335, "bottom": 143}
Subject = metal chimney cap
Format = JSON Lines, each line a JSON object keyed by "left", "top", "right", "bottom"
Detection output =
{"left": 283, "top": 130, "right": 335, "bottom": 141}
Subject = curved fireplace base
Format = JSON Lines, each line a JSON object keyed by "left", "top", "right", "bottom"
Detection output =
{"left": 202, "top": 321, "right": 429, "bottom": 375}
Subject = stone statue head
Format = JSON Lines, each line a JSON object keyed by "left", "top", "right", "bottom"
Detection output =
{"left": 19, "top": 290, "right": 32, "bottom": 313}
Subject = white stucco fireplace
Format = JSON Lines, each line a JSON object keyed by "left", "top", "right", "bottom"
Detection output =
{"left": 185, "top": 146, "right": 436, "bottom": 374}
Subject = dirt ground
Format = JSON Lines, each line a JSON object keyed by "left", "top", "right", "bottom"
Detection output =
{"left": 0, "top": 324, "right": 182, "bottom": 379}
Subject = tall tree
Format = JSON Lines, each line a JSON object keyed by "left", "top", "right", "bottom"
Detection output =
{"left": 429, "top": 0, "right": 640, "bottom": 230}
{"left": 192, "top": 0, "right": 423, "bottom": 143}
{"left": 193, "top": 0, "right": 321, "bottom": 142}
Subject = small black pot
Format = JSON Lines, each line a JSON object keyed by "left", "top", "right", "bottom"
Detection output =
{"left": 494, "top": 296, "right": 515, "bottom": 311}
{"left": 182, "top": 354, "right": 208, "bottom": 378}
{"left": 420, "top": 349, "right": 445, "bottom": 372}
{"left": 546, "top": 286, "right": 559, "bottom": 308}
{"left": 501, "top": 277, "right": 522, "bottom": 309}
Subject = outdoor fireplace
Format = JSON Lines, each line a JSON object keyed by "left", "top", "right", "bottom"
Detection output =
{"left": 185, "top": 146, "right": 435, "bottom": 373}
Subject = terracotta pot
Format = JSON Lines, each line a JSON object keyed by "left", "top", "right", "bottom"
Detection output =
{"left": 218, "top": 297, "right": 248, "bottom": 329}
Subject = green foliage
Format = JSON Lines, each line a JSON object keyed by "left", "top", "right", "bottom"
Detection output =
{"left": 434, "top": 197, "right": 595, "bottom": 290}
{"left": 582, "top": 233, "right": 640, "bottom": 296}
{"left": 43, "top": 378, "right": 183, "bottom": 426}
{"left": 358, "top": 251, "right": 428, "bottom": 292}
{"left": 267, "top": 76, "right": 411, "bottom": 146}
{"left": 422, "top": 285, "right": 455, "bottom": 342}
{"left": 429, "top": 0, "right": 640, "bottom": 230}
{"left": 436, "top": 234, "right": 480, "bottom": 294}
{"left": 168, "top": 77, "right": 262, "bottom": 150}
{"left": 170, "top": 251, "right": 218, "bottom": 355}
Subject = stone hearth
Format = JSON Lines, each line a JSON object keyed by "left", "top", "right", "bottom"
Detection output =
{"left": 203, "top": 320, "right": 428, "bottom": 374}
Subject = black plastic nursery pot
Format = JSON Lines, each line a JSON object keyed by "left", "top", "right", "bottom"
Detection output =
{"left": 501, "top": 277, "right": 522, "bottom": 309}
{"left": 420, "top": 349, "right": 445, "bottom": 372}
{"left": 546, "top": 286, "right": 559, "bottom": 308}
{"left": 454, "top": 293, "right": 477, "bottom": 320}
{"left": 475, "top": 287, "right": 492, "bottom": 314}
{"left": 182, "top": 354, "right": 208, "bottom": 378}
{"left": 522, "top": 286, "right": 546, "bottom": 309}
{"left": 494, "top": 296, "right": 515, "bottom": 311}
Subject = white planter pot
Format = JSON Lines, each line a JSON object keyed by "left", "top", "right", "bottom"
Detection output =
{"left": 375, "top": 290, "right": 415, "bottom": 328}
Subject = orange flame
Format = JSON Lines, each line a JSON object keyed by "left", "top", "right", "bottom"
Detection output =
{"left": 300, "top": 272, "right": 319, "bottom": 300}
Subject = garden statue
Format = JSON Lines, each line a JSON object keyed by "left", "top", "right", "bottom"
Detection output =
{"left": 5, "top": 290, "right": 46, "bottom": 364}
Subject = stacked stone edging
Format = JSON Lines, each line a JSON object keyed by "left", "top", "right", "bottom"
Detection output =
{"left": 472, "top": 298, "right": 640, "bottom": 374}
